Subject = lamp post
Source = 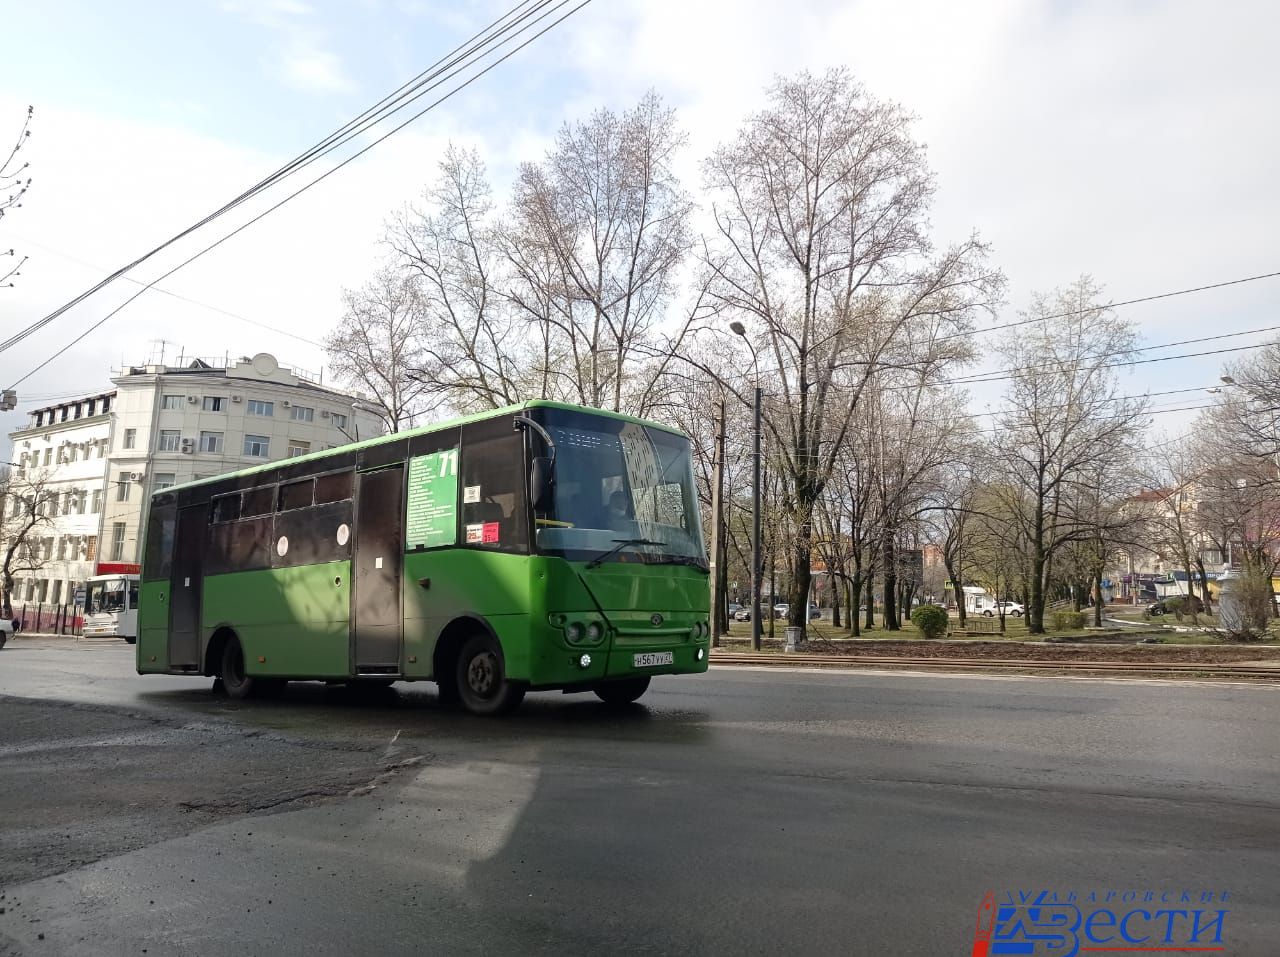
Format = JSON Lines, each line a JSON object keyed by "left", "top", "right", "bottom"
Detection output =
{"left": 730, "top": 320, "right": 763, "bottom": 652}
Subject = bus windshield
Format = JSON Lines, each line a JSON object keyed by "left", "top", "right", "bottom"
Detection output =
{"left": 533, "top": 410, "right": 707, "bottom": 570}
{"left": 87, "top": 578, "right": 137, "bottom": 614}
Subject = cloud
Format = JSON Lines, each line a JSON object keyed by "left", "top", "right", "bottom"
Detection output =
{"left": 281, "top": 47, "right": 355, "bottom": 93}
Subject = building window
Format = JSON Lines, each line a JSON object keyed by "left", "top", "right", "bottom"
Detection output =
{"left": 202, "top": 396, "right": 225, "bottom": 412}
{"left": 331, "top": 412, "right": 348, "bottom": 429}
{"left": 161, "top": 394, "right": 184, "bottom": 410}
{"left": 287, "top": 440, "right": 311, "bottom": 458}
{"left": 57, "top": 537, "right": 67, "bottom": 560}
{"left": 199, "top": 431, "right": 223, "bottom": 453}
{"left": 43, "top": 448, "right": 52, "bottom": 466}
{"left": 117, "top": 472, "right": 131, "bottom": 502}
{"left": 102, "top": 396, "right": 111, "bottom": 413}
{"left": 155, "top": 472, "right": 177, "bottom": 490}
{"left": 290, "top": 405, "right": 314, "bottom": 422}
{"left": 158, "top": 430, "right": 181, "bottom": 452}
{"left": 243, "top": 434, "right": 270, "bottom": 458}
{"left": 60, "top": 407, "right": 69, "bottom": 422}
{"left": 123, "top": 428, "right": 137, "bottom": 449}
{"left": 91, "top": 489, "right": 103, "bottom": 513}
{"left": 87, "top": 399, "right": 96, "bottom": 416}
{"left": 247, "top": 399, "right": 274, "bottom": 417}
{"left": 109, "top": 522, "right": 127, "bottom": 562}
{"left": 85, "top": 536, "right": 97, "bottom": 561}
{"left": 96, "top": 440, "right": 106, "bottom": 459}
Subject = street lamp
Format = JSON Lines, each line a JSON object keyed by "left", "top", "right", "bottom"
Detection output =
{"left": 730, "top": 320, "right": 764, "bottom": 652}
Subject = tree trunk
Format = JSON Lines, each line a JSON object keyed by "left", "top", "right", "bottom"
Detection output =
{"left": 1028, "top": 497, "right": 1047, "bottom": 634}
{"left": 787, "top": 522, "right": 813, "bottom": 636}
{"left": 865, "top": 568, "right": 875, "bottom": 630}
{"left": 847, "top": 579, "right": 859, "bottom": 636}
{"left": 882, "top": 532, "right": 898, "bottom": 630}
{"left": 831, "top": 575, "right": 842, "bottom": 628}
{"left": 1195, "top": 560, "right": 1213, "bottom": 614}
{"left": 1093, "top": 567, "right": 1104, "bottom": 627}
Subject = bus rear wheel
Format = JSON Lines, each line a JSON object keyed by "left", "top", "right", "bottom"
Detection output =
{"left": 455, "top": 633, "right": 524, "bottom": 716}
{"left": 220, "top": 637, "right": 255, "bottom": 700}
{"left": 593, "top": 676, "right": 650, "bottom": 705}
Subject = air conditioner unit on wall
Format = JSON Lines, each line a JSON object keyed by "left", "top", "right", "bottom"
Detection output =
{"left": 180, "top": 438, "right": 195, "bottom": 454}
{"left": 231, "top": 395, "right": 242, "bottom": 403}
{"left": 320, "top": 410, "right": 330, "bottom": 418}
{"left": 281, "top": 400, "right": 291, "bottom": 408}
{"left": 129, "top": 471, "right": 144, "bottom": 481}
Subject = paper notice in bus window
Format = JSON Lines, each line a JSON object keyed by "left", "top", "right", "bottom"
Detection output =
{"left": 465, "top": 523, "right": 484, "bottom": 544}
{"left": 463, "top": 485, "right": 481, "bottom": 504}
{"left": 406, "top": 449, "right": 459, "bottom": 549}
{"left": 482, "top": 522, "right": 499, "bottom": 544}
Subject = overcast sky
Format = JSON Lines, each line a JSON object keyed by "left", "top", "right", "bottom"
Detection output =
{"left": 2, "top": 0, "right": 1278, "bottom": 455}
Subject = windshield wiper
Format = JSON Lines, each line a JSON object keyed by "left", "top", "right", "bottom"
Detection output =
{"left": 585, "top": 538, "right": 663, "bottom": 569}
{"left": 652, "top": 555, "right": 710, "bottom": 573}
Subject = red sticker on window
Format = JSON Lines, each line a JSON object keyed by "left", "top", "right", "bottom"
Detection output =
{"left": 482, "top": 522, "right": 500, "bottom": 544}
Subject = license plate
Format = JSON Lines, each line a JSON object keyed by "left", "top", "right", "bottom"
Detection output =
{"left": 633, "top": 652, "right": 673, "bottom": 668}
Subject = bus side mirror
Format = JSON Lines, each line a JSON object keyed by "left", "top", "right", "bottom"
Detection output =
{"left": 531, "top": 457, "right": 554, "bottom": 512}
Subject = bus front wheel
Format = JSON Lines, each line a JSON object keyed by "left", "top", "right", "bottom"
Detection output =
{"left": 593, "top": 677, "right": 651, "bottom": 705}
{"left": 220, "top": 637, "right": 255, "bottom": 700}
{"left": 455, "top": 633, "right": 524, "bottom": 716}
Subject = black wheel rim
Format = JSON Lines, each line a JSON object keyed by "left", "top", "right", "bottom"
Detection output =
{"left": 466, "top": 651, "right": 498, "bottom": 698}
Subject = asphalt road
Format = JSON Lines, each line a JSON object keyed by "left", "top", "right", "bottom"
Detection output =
{"left": 1, "top": 638, "right": 1277, "bottom": 956}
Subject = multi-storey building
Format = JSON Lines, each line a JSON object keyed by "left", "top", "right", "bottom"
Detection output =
{"left": 5, "top": 353, "right": 383, "bottom": 610}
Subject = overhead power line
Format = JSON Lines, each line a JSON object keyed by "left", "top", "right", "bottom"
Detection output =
{"left": 0, "top": 0, "right": 574, "bottom": 357}
{"left": 4, "top": 0, "right": 592, "bottom": 390}
{"left": 937, "top": 269, "right": 1280, "bottom": 343}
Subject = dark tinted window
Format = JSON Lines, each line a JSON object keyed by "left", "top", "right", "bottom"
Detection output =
{"left": 315, "top": 471, "right": 352, "bottom": 504}
{"left": 211, "top": 494, "right": 241, "bottom": 524}
{"left": 143, "top": 502, "right": 177, "bottom": 582}
{"left": 278, "top": 479, "right": 313, "bottom": 511}
{"left": 459, "top": 422, "right": 528, "bottom": 554}
{"left": 242, "top": 486, "right": 274, "bottom": 517}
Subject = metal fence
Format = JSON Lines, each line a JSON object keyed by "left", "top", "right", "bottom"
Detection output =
{"left": 12, "top": 602, "right": 84, "bottom": 636}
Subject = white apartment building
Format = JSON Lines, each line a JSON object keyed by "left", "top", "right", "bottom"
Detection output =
{"left": 6, "top": 392, "right": 116, "bottom": 606}
{"left": 6, "top": 353, "right": 383, "bottom": 608}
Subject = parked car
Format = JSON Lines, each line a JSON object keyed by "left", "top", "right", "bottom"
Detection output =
{"left": 734, "top": 607, "right": 753, "bottom": 622}
{"left": 808, "top": 605, "right": 822, "bottom": 620}
{"left": 1147, "top": 595, "right": 1203, "bottom": 617}
{"left": 982, "top": 601, "right": 1024, "bottom": 618}
{"left": 727, "top": 603, "right": 742, "bottom": 618}
{"left": 0, "top": 615, "right": 20, "bottom": 650}
{"left": 773, "top": 603, "right": 790, "bottom": 619}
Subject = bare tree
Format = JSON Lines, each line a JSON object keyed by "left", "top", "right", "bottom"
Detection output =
{"left": 324, "top": 266, "right": 432, "bottom": 432}
{"left": 991, "top": 277, "right": 1148, "bottom": 633}
{"left": 702, "top": 68, "right": 1001, "bottom": 635}
{"left": 507, "top": 91, "right": 695, "bottom": 415}
{"left": 389, "top": 145, "right": 525, "bottom": 411}
{"left": 1, "top": 466, "right": 57, "bottom": 616}
{"left": 1, "top": 105, "right": 34, "bottom": 289}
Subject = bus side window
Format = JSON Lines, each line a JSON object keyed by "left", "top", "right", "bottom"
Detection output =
{"left": 143, "top": 502, "right": 178, "bottom": 581}
{"left": 128, "top": 582, "right": 139, "bottom": 609}
{"left": 460, "top": 426, "right": 528, "bottom": 553}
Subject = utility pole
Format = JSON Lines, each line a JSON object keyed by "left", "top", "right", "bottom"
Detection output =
{"left": 709, "top": 395, "right": 727, "bottom": 646}
{"left": 753, "top": 386, "right": 763, "bottom": 649}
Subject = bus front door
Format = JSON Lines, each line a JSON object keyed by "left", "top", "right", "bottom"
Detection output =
{"left": 169, "top": 504, "right": 209, "bottom": 669}
{"left": 353, "top": 465, "right": 404, "bottom": 673}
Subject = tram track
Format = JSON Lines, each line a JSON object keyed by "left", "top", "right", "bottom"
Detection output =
{"left": 710, "top": 651, "right": 1280, "bottom": 680}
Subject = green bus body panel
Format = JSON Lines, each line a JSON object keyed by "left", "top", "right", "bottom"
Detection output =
{"left": 203, "top": 562, "right": 352, "bottom": 677}
{"left": 137, "top": 551, "right": 710, "bottom": 687}
{"left": 136, "top": 580, "right": 171, "bottom": 673}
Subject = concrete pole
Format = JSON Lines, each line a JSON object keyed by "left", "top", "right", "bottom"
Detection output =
{"left": 708, "top": 395, "right": 727, "bottom": 645}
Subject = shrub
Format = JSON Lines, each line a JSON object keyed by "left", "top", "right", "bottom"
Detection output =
{"left": 911, "top": 604, "right": 949, "bottom": 640}
{"left": 1050, "top": 610, "right": 1086, "bottom": 630}
{"left": 1164, "top": 596, "right": 1185, "bottom": 621}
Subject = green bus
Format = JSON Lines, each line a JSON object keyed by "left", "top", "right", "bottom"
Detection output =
{"left": 136, "top": 401, "right": 711, "bottom": 714}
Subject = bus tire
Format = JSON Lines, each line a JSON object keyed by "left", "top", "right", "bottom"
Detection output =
{"left": 455, "top": 633, "right": 524, "bottom": 716}
{"left": 221, "top": 637, "right": 255, "bottom": 700}
{"left": 593, "top": 677, "right": 651, "bottom": 705}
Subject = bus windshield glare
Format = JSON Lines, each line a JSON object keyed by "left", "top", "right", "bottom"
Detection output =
{"left": 87, "top": 578, "right": 135, "bottom": 614}
{"left": 533, "top": 410, "right": 707, "bottom": 569}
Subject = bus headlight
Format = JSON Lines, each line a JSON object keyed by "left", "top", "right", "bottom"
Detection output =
{"left": 578, "top": 653, "right": 592, "bottom": 669}
{"left": 586, "top": 622, "right": 603, "bottom": 643}
{"left": 696, "top": 648, "right": 705, "bottom": 661}
{"left": 565, "top": 622, "right": 583, "bottom": 643}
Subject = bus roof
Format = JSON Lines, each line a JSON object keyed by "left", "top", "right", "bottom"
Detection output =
{"left": 158, "top": 399, "right": 689, "bottom": 496}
